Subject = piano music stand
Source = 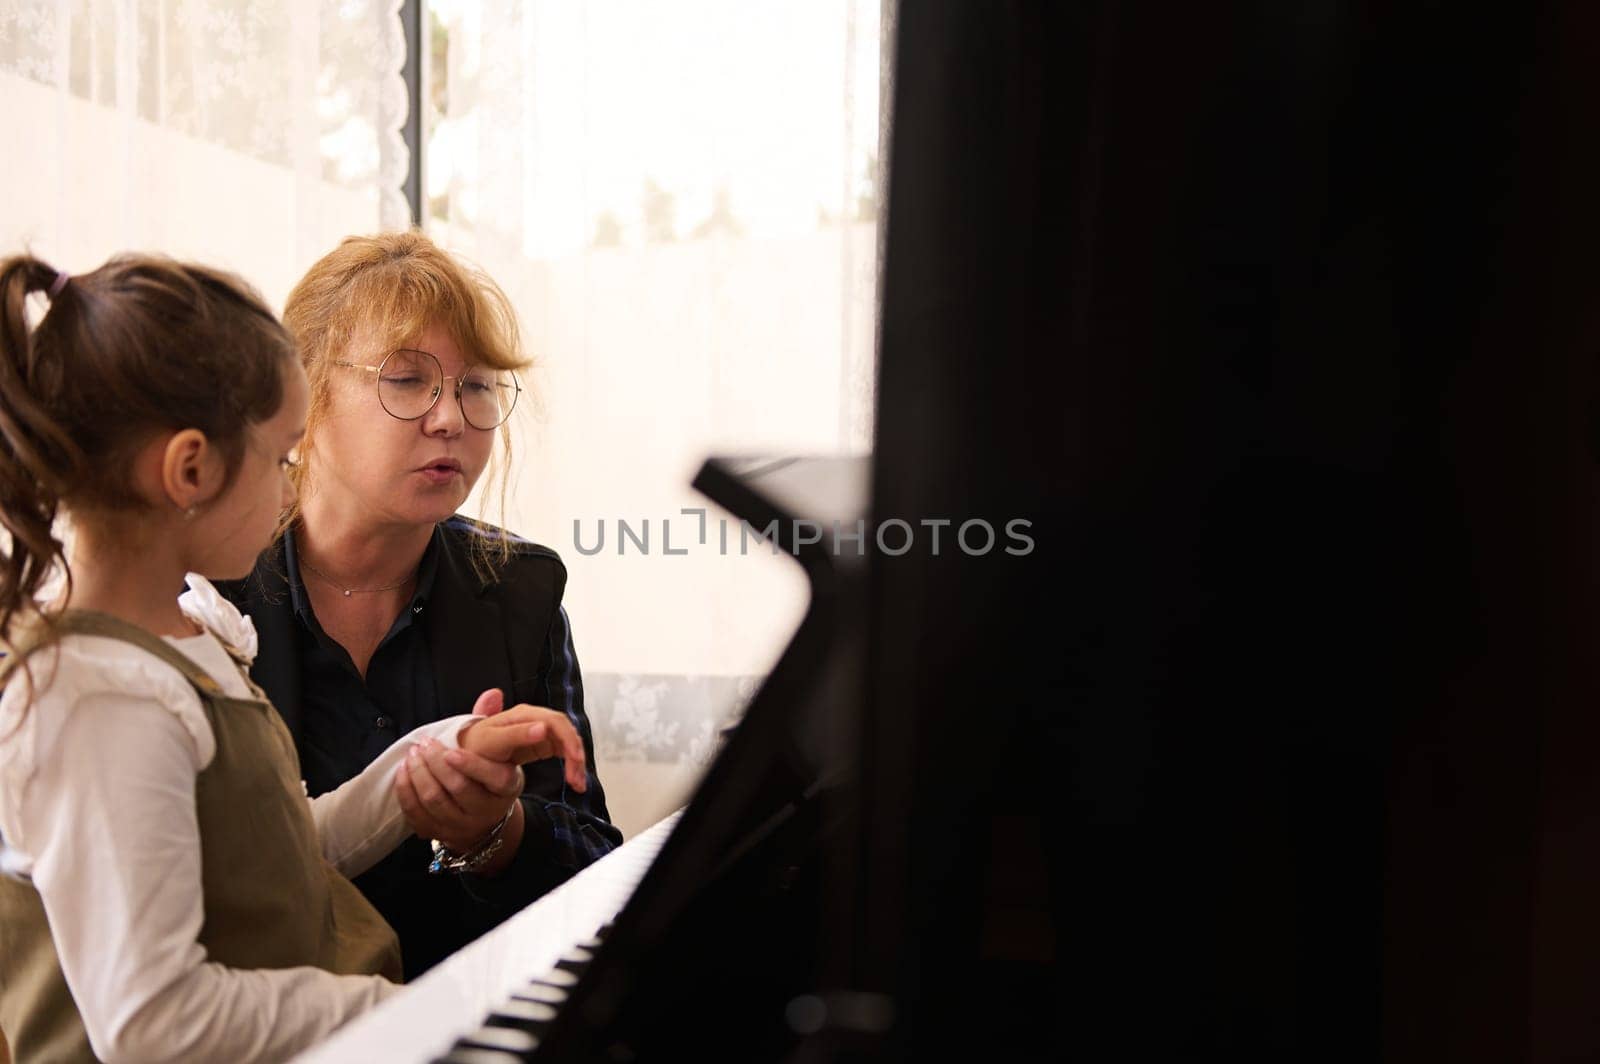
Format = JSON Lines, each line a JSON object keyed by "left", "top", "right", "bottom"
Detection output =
{"left": 522, "top": 455, "right": 872, "bottom": 1061}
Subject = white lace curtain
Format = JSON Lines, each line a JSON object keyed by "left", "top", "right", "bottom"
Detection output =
{"left": 433, "top": 0, "right": 886, "bottom": 835}
{"left": 0, "top": 0, "right": 410, "bottom": 307}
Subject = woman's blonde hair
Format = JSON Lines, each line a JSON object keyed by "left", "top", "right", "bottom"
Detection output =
{"left": 281, "top": 230, "right": 530, "bottom": 580}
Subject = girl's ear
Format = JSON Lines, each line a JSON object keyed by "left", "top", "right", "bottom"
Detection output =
{"left": 158, "top": 428, "right": 224, "bottom": 511}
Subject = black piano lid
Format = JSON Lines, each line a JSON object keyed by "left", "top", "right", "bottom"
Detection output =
{"left": 692, "top": 456, "right": 870, "bottom": 574}
{"left": 519, "top": 454, "right": 871, "bottom": 1062}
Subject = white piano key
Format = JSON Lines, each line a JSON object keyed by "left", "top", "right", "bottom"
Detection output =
{"left": 459, "top": 1026, "right": 539, "bottom": 1053}
{"left": 435, "top": 1050, "right": 524, "bottom": 1064}
{"left": 489, "top": 998, "right": 559, "bottom": 1024}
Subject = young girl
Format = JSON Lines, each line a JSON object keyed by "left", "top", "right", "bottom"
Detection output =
{"left": 0, "top": 253, "right": 589, "bottom": 1063}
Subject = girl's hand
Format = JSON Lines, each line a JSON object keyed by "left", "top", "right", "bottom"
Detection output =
{"left": 458, "top": 703, "right": 589, "bottom": 793}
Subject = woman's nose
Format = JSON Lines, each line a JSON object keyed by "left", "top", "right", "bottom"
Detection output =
{"left": 422, "top": 382, "right": 465, "bottom": 436}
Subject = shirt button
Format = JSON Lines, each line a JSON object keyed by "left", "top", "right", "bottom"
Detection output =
{"left": 375, "top": 716, "right": 392, "bottom": 730}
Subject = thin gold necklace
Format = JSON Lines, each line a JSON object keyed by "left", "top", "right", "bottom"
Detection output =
{"left": 299, "top": 558, "right": 416, "bottom": 598}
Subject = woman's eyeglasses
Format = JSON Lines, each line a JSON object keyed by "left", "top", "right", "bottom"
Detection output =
{"left": 334, "top": 348, "right": 521, "bottom": 430}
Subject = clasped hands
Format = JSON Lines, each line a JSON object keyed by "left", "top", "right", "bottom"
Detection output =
{"left": 393, "top": 688, "right": 587, "bottom": 867}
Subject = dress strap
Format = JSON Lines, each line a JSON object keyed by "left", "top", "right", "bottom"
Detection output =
{"left": 1, "top": 610, "right": 230, "bottom": 700}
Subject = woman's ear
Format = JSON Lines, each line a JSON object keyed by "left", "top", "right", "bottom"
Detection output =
{"left": 158, "top": 428, "right": 224, "bottom": 512}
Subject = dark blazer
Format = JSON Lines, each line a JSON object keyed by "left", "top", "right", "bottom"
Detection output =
{"left": 216, "top": 516, "right": 623, "bottom": 977}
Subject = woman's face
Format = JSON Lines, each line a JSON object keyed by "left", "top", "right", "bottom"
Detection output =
{"left": 307, "top": 320, "right": 495, "bottom": 529}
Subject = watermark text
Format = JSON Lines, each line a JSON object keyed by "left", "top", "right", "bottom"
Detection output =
{"left": 573, "top": 510, "right": 1035, "bottom": 557}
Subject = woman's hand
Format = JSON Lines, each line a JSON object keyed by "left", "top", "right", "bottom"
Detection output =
{"left": 395, "top": 739, "right": 524, "bottom": 855}
{"left": 394, "top": 688, "right": 524, "bottom": 858}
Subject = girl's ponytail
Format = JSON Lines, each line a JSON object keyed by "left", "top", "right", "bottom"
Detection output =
{"left": 0, "top": 257, "right": 85, "bottom": 645}
{"left": 0, "top": 250, "right": 292, "bottom": 665}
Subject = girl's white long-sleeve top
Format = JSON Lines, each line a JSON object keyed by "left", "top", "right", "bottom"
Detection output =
{"left": 0, "top": 576, "right": 472, "bottom": 1063}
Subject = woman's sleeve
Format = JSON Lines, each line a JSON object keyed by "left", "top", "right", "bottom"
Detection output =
{"left": 15, "top": 690, "right": 399, "bottom": 1063}
{"left": 462, "top": 605, "right": 624, "bottom": 908}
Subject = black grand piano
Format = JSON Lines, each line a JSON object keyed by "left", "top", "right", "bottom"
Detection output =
{"left": 304, "top": 3, "right": 1600, "bottom": 1061}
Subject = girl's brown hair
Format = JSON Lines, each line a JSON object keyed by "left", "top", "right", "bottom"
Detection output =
{"left": 0, "top": 252, "right": 294, "bottom": 647}
{"left": 281, "top": 231, "right": 530, "bottom": 580}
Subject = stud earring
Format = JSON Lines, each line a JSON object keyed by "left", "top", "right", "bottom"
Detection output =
{"left": 183, "top": 505, "right": 198, "bottom": 521}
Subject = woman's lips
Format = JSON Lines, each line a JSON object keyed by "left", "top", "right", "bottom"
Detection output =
{"left": 415, "top": 459, "right": 463, "bottom": 485}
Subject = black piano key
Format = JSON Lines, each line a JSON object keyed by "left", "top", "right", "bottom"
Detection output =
{"left": 552, "top": 956, "right": 588, "bottom": 976}
{"left": 458, "top": 1025, "right": 540, "bottom": 1053}
{"left": 531, "top": 966, "right": 580, "bottom": 988}
{"left": 512, "top": 982, "right": 568, "bottom": 1005}
{"left": 487, "top": 998, "right": 560, "bottom": 1028}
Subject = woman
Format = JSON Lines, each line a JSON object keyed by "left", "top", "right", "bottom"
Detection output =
{"left": 219, "top": 232, "right": 622, "bottom": 979}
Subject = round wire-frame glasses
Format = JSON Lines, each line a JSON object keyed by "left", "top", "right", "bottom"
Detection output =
{"left": 334, "top": 347, "right": 521, "bottom": 430}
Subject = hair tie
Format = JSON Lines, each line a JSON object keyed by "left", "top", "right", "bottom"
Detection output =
{"left": 47, "top": 271, "right": 70, "bottom": 299}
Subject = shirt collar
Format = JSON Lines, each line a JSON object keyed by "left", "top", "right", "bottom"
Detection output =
{"left": 282, "top": 523, "right": 443, "bottom": 623}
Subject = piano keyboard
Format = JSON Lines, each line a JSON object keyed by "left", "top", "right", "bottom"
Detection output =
{"left": 292, "top": 811, "right": 681, "bottom": 1064}
{"left": 431, "top": 924, "right": 611, "bottom": 1063}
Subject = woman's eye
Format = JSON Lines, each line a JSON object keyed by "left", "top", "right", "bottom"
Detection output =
{"left": 382, "top": 375, "right": 427, "bottom": 387}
